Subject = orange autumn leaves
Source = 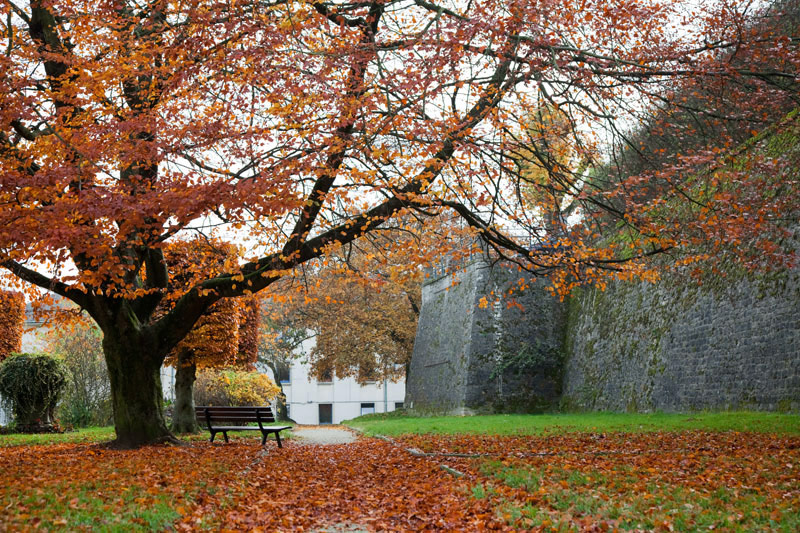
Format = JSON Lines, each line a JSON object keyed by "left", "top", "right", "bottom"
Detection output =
{"left": 0, "top": 290, "right": 23, "bottom": 361}
{"left": 0, "top": 439, "right": 502, "bottom": 531}
{"left": 3, "top": 0, "right": 797, "bottom": 308}
{"left": 397, "top": 431, "right": 800, "bottom": 531}
{"left": 177, "top": 439, "right": 502, "bottom": 531}
{"left": 160, "top": 239, "right": 259, "bottom": 372}
{"left": 1, "top": 431, "right": 798, "bottom": 531}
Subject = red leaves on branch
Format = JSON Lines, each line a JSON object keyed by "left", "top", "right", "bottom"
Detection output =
{"left": 1, "top": 0, "right": 799, "bottom": 444}
{"left": 0, "top": 291, "right": 24, "bottom": 361}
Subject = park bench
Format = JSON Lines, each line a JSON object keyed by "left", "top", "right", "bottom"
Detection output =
{"left": 195, "top": 406, "right": 291, "bottom": 447}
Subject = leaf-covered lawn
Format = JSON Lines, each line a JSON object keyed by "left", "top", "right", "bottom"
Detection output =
{"left": 396, "top": 431, "right": 800, "bottom": 531}
{"left": 1, "top": 428, "right": 798, "bottom": 530}
{"left": 0, "top": 437, "right": 499, "bottom": 531}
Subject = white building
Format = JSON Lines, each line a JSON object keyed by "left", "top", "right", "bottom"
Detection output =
{"left": 276, "top": 336, "right": 406, "bottom": 425}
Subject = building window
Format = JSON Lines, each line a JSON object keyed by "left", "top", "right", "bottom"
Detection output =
{"left": 277, "top": 365, "right": 290, "bottom": 384}
{"left": 319, "top": 403, "right": 333, "bottom": 424}
{"left": 360, "top": 403, "right": 375, "bottom": 416}
{"left": 394, "top": 402, "right": 404, "bottom": 410}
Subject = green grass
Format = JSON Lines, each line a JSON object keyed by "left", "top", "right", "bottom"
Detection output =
{"left": 0, "top": 425, "right": 294, "bottom": 447}
{"left": 0, "top": 426, "right": 116, "bottom": 447}
{"left": 16, "top": 483, "right": 181, "bottom": 531}
{"left": 345, "top": 411, "right": 800, "bottom": 436}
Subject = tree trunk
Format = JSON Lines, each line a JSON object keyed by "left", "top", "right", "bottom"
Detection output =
{"left": 171, "top": 351, "right": 199, "bottom": 433}
{"left": 275, "top": 387, "right": 291, "bottom": 422}
{"left": 102, "top": 331, "right": 176, "bottom": 448}
{"left": 264, "top": 360, "right": 293, "bottom": 422}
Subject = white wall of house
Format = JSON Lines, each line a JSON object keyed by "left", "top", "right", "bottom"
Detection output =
{"left": 277, "top": 336, "right": 406, "bottom": 425}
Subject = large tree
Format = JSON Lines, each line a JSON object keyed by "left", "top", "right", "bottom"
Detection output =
{"left": 0, "top": 291, "right": 24, "bottom": 361}
{"left": 1, "top": 1, "right": 798, "bottom": 446}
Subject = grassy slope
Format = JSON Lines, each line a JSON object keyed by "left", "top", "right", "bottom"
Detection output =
{"left": 345, "top": 411, "right": 800, "bottom": 436}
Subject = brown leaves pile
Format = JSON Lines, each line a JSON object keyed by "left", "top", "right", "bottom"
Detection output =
{"left": 398, "top": 431, "right": 800, "bottom": 530}
{"left": 178, "top": 439, "right": 502, "bottom": 531}
{"left": 0, "top": 438, "right": 503, "bottom": 531}
{"left": 1, "top": 431, "right": 798, "bottom": 531}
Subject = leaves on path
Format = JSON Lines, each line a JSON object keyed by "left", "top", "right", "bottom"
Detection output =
{"left": 176, "top": 439, "right": 503, "bottom": 531}
{"left": 1, "top": 431, "right": 798, "bottom": 531}
{"left": 0, "top": 438, "right": 503, "bottom": 531}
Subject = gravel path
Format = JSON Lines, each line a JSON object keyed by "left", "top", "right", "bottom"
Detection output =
{"left": 291, "top": 425, "right": 359, "bottom": 445}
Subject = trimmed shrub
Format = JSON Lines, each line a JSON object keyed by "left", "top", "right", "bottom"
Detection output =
{"left": 194, "top": 368, "right": 281, "bottom": 407}
{"left": 0, "top": 353, "right": 69, "bottom": 431}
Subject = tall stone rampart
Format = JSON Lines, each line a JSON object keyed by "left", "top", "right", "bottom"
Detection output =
{"left": 406, "top": 258, "right": 563, "bottom": 413}
{"left": 407, "top": 258, "right": 800, "bottom": 413}
{"left": 562, "top": 270, "right": 800, "bottom": 412}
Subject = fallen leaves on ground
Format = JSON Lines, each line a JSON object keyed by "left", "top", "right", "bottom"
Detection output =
{"left": 1, "top": 431, "right": 798, "bottom": 531}
{"left": 0, "top": 441, "right": 260, "bottom": 531}
{"left": 178, "top": 439, "right": 501, "bottom": 531}
{"left": 0, "top": 437, "right": 502, "bottom": 531}
{"left": 396, "top": 431, "right": 800, "bottom": 531}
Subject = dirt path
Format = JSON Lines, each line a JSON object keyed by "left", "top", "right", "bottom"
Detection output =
{"left": 291, "top": 425, "right": 359, "bottom": 445}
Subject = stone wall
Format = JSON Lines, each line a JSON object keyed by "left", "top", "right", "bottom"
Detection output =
{"left": 405, "top": 261, "right": 487, "bottom": 413}
{"left": 406, "top": 259, "right": 563, "bottom": 413}
{"left": 562, "top": 270, "right": 800, "bottom": 412}
{"left": 407, "top": 258, "right": 800, "bottom": 413}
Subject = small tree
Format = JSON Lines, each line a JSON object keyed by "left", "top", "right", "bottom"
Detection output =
{"left": 0, "top": 291, "right": 24, "bottom": 362}
{"left": 161, "top": 238, "right": 262, "bottom": 433}
{"left": 49, "top": 322, "right": 112, "bottom": 427}
{"left": 0, "top": 353, "right": 69, "bottom": 432}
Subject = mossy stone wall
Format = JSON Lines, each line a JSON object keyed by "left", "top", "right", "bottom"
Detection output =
{"left": 406, "top": 259, "right": 563, "bottom": 414}
{"left": 408, "top": 256, "right": 800, "bottom": 413}
{"left": 562, "top": 269, "right": 800, "bottom": 412}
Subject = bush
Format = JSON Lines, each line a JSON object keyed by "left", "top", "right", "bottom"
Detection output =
{"left": 49, "top": 323, "right": 112, "bottom": 427}
{"left": 0, "top": 353, "right": 69, "bottom": 431}
{"left": 194, "top": 368, "right": 281, "bottom": 406}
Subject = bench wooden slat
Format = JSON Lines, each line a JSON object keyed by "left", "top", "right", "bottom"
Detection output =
{"left": 194, "top": 406, "right": 289, "bottom": 447}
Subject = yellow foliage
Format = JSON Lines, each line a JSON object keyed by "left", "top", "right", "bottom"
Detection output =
{"left": 194, "top": 368, "right": 281, "bottom": 407}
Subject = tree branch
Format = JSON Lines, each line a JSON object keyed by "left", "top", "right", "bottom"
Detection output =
{"left": 1, "top": 260, "right": 88, "bottom": 308}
